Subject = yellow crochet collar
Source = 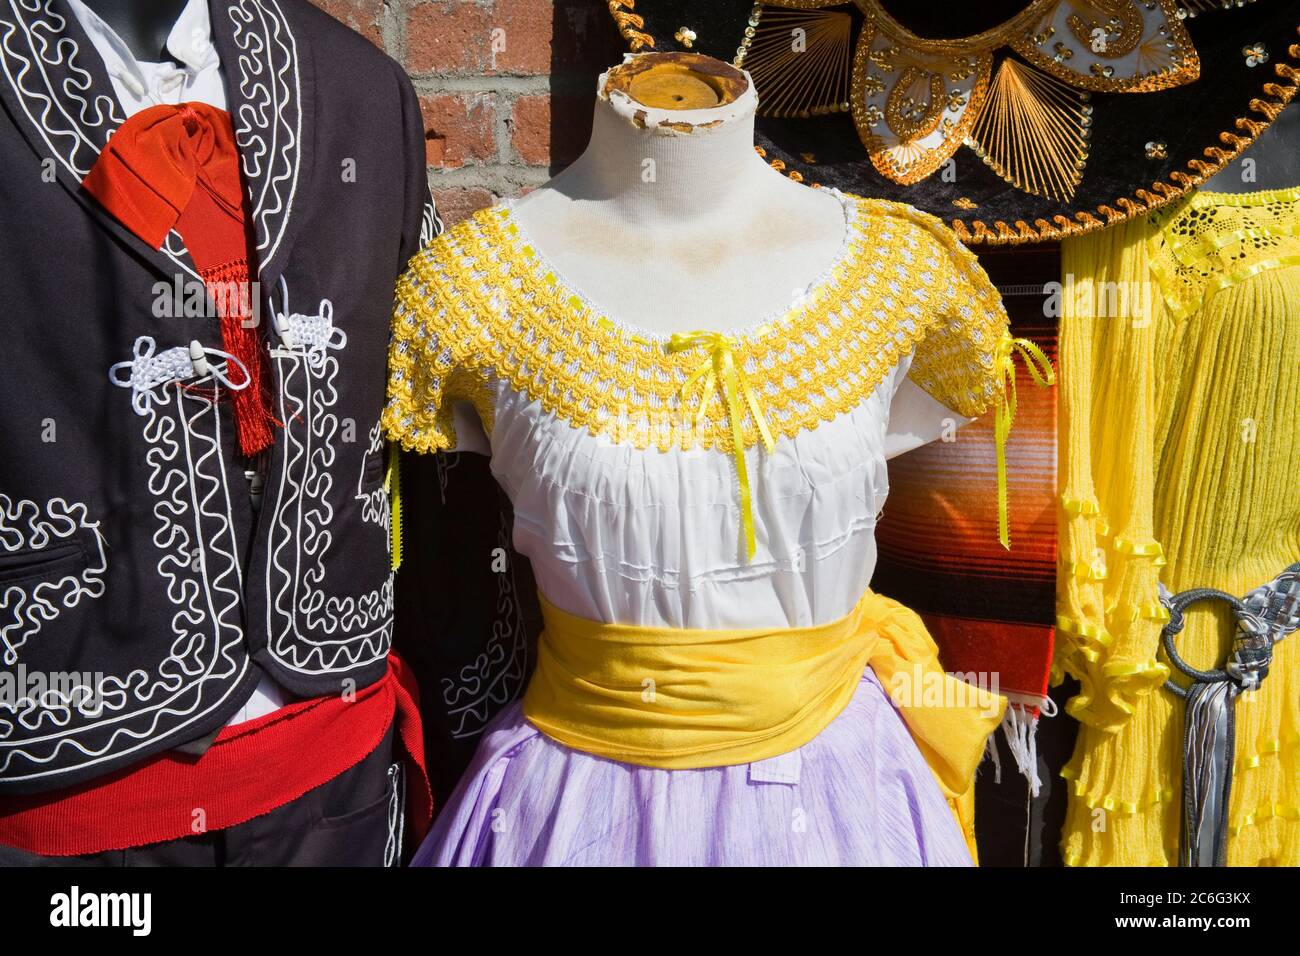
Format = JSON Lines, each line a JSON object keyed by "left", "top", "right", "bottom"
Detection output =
{"left": 392, "top": 192, "right": 983, "bottom": 456}
{"left": 385, "top": 190, "right": 1041, "bottom": 551}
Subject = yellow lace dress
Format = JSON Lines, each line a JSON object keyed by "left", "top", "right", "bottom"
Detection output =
{"left": 1056, "top": 185, "right": 1300, "bottom": 866}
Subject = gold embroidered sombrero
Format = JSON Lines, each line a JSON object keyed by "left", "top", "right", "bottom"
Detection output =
{"left": 607, "top": 1, "right": 1300, "bottom": 244}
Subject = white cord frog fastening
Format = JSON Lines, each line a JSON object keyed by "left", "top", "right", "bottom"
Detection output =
{"left": 109, "top": 335, "right": 251, "bottom": 415}
{"left": 270, "top": 277, "right": 346, "bottom": 366}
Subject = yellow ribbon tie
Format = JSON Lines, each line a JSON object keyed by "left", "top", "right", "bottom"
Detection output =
{"left": 993, "top": 335, "right": 1055, "bottom": 550}
{"left": 385, "top": 441, "right": 403, "bottom": 572}
{"left": 667, "top": 331, "right": 775, "bottom": 560}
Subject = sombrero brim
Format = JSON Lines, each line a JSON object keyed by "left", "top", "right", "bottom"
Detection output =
{"left": 609, "top": 1, "right": 1300, "bottom": 244}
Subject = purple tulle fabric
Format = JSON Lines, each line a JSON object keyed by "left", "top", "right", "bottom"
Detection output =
{"left": 413, "top": 668, "right": 973, "bottom": 866}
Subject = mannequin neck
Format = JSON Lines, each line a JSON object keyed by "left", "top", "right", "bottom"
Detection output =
{"left": 508, "top": 54, "right": 848, "bottom": 334}
{"left": 549, "top": 75, "right": 778, "bottom": 226}
{"left": 78, "top": 0, "right": 190, "bottom": 63}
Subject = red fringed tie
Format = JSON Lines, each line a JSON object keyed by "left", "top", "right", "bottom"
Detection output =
{"left": 83, "top": 102, "right": 276, "bottom": 456}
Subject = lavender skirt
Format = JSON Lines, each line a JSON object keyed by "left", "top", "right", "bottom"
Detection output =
{"left": 412, "top": 668, "right": 972, "bottom": 866}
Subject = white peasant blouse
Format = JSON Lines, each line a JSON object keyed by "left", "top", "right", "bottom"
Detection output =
{"left": 384, "top": 191, "right": 1013, "bottom": 633}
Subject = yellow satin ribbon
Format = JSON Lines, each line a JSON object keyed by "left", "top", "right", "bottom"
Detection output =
{"left": 1054, "top": 614, "right": 1113, "bottom": 649}
{"left": 1101, "top": 660, "right": 1170, "bottom": 681}
{"left": 993, "top": 335, "right": 1056, "bottom": 549}
{"left": 666, "top": 331, "right": 776, "bottom": 560}
{"left": 1063, "top": 558, "right": 1108, "bottom": 581}
{"left": 1110, "top": 536, "right": 1166, "bottom": 559}
{"left": 1060, "top": 494, "right": 1100, "bottom": 516}
{"left": 386, "top": 441, "right": 403, "bottom": 572}
{"left": 1112, "top": 600, "right": 1171, "bottom": 623}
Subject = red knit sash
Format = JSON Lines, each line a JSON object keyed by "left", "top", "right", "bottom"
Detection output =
{"left": 0, "top": 655, "right": 432, "bottom": 857}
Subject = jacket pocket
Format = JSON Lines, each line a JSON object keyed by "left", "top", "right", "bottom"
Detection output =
{"left": 303, "top": 763, "right": 402, "bottom": 867}
{"left": 0, "top": 542, "right": 87, "bottom": 587}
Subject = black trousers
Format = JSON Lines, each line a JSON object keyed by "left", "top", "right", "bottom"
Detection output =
{"left": 0, "top": 727, "right": 403, "bottom": 867}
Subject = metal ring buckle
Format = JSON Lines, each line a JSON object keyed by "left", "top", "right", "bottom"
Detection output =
{"left": 1160, "top": 587, "right": 1246, "bottom": 699}
{"left": 1160, "top": 563, "right": 1299, "bottom": 699}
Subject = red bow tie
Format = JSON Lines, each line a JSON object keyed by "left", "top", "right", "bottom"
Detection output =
{"left": 84, "top": 102, "right": 276, "bottom": 457}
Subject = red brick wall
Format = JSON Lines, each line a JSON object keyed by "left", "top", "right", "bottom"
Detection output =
{"left": 312, "top": 0, "right": 625, "bottom": 224}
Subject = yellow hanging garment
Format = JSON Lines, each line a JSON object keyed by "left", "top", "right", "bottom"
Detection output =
{"left": 1056, "top": 185, "right": 1300, "bottom": 866}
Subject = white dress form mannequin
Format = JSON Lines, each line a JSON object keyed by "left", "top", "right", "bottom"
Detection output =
{"left": 453, "top": 54, "right": 967, "bottom": 456}
{"left": 512, "top": 63, "right": 844, "bottom": 333}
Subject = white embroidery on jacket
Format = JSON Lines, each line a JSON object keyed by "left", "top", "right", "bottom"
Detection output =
{"left": 0, "top": 0, "right": 305, "bottom": 279}
{"left": 227, "top": 0, "right": 301, "bottom": 270}
{"left": 357, "top": 421, "right": 390, "bottom": 532}
{"left": 264, "top": 283, "right": 393, "bottom": 675}
{"left": 441, "top": 498, "right": 529, "bottom": 739}
{"left": 0, "top": 1, "right": 198, "bottom": 275}
{"left": 419, "top": 199, "right": 441, "bottom": 250}
{"left": 0, "top": 337, "right": 250, "bottom": 782}
{"left": 0, "top": 496, "right": 107, "bottom": 667}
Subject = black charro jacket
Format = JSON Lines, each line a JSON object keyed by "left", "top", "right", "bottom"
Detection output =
{"left": 0, "top": 0, "right": 441, "bottom": 794}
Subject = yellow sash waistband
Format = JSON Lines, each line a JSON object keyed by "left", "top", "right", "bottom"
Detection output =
{"left": 522, "top": 589, "right": 1006, "bottom": 804}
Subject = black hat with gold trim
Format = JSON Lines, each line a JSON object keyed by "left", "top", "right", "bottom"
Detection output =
{"left": 607, "top": 1, "right": 1300, "bottom": 244}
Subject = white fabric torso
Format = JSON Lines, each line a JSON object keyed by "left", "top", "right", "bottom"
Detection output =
{"left": 452, "top": 79, "right": 965, "bottom": 460}
{"left": 509, "top": 95, "right": 848, "bottom": 334}
{"left": 68, "top": 0, "right": 287, "bottom": 725}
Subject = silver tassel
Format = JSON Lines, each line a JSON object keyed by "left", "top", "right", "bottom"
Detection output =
{"left": 1160, "top": 563, "right": 1299, "bottom": 867}
{"left": 1179, "top": 680, "right": 1234, "bottom": 867}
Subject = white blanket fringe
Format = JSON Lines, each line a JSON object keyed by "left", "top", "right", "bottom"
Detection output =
{"left": 984, "top": 695, "right": 1057, "bottom": 797}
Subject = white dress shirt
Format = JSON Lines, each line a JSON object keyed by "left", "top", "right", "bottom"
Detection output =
{"left": 67, "top": 0, "right": 226, "bottom": 116}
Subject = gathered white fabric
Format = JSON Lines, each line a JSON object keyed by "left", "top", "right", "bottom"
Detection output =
{"left": 481, "top": 351, "right": 924, "bottom": 630}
